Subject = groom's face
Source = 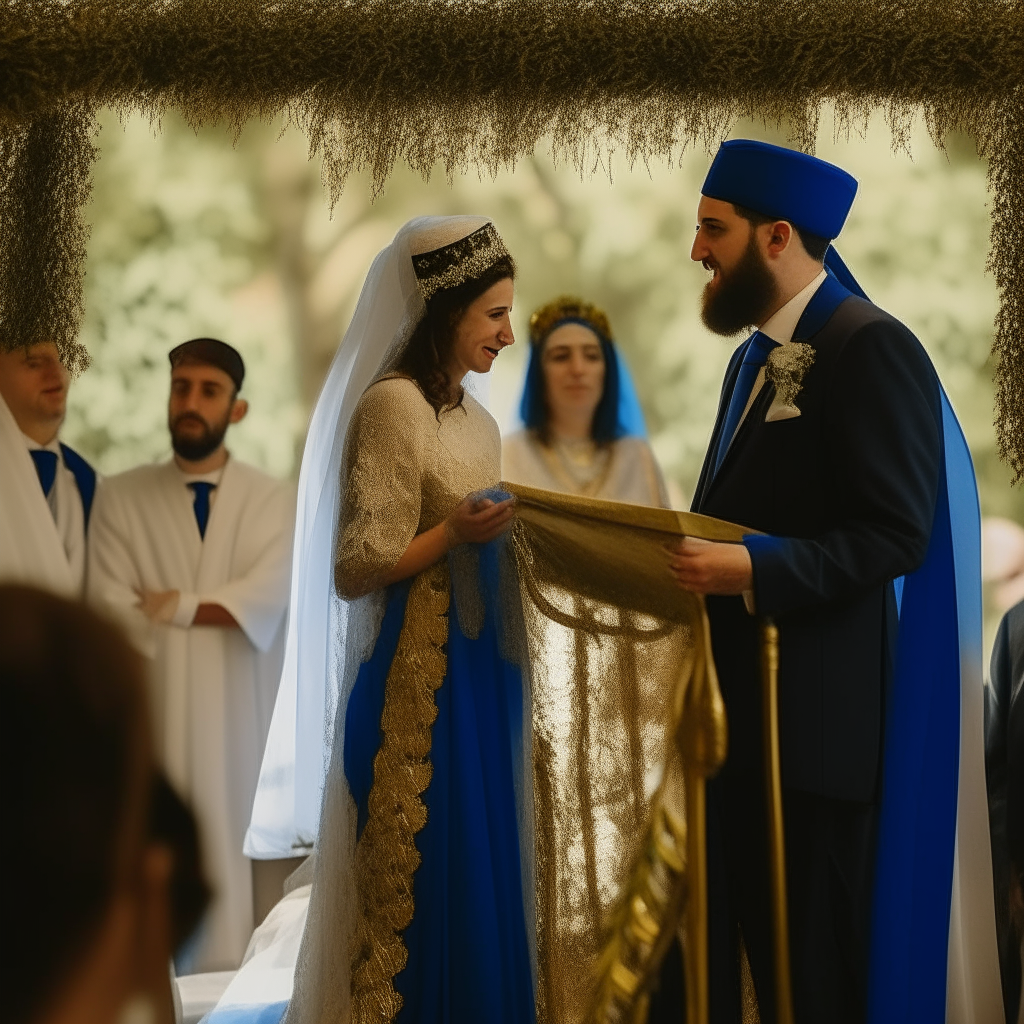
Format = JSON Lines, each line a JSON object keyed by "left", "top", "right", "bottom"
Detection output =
{"left": 691, "top": 197, "right": 778, "bottom": 336}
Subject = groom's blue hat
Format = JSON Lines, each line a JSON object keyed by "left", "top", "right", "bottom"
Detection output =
{"left": 701, "top": 140, "right": 859, "bottom": 240}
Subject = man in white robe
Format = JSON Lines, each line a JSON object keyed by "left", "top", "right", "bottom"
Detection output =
{"left": 88, "top": 338, "right": 295, "bottom": 972}
{"left": 0, "top": 341, "right": 96, "bottom": 596}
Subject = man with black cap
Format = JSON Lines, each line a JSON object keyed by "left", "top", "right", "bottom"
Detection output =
{"left": 657, "top": 141, "right": 999, "bottom": 1022}
{"left": 88, "top": 338, "right": 295, "bottom": 973}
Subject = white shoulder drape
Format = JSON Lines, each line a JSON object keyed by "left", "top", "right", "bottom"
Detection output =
{"left": 0, "top": 393, "right": 77, "bottom": 596}
{"left": 88, "top": 456, "right": 294, "bottom": 971}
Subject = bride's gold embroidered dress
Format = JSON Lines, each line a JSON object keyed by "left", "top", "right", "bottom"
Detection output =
{"left": 254, "top": 218, "right": 745, "bottom": 1024}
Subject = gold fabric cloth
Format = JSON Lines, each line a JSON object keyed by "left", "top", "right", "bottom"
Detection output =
{"left": 506, "top": 483, "right": 757, "bottom": 1024}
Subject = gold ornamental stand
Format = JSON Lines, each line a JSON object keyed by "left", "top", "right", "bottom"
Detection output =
{"left": 680, "top": 618, "right": 795, "bottom": 1024}
{"left": 759, "top": 619, "right": 795, "bottom": 1024}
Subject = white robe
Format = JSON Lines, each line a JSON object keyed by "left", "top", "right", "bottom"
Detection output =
{"left": 0, "top": 393, "right": 81, "bottom": 596}
{"left": 88, "top": 455, "right": 295, "bottom": 971}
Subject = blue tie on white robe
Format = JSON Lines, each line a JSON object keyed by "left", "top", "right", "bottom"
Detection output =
{"left": 189, "top": 481, "right": 216, "bottom": 540}
{"left": 30, "top": 449, "right": 59, "bottom": 497}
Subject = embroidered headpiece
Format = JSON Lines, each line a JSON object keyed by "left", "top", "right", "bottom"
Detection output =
{"left": 529, "top": 295, "right": 613, "bottom": 347}
{"left": 411, "top": 221, "right": 512, "bottom": 302}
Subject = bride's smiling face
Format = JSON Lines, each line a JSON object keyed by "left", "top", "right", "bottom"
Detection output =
{"left": 449, "top": 278, "right": 515, "bottom": 377}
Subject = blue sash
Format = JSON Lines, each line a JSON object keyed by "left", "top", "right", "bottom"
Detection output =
{"left": 820, "top": 248, "right": 979, "bottom": 1021}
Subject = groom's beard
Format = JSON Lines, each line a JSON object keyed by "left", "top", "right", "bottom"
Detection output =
{"left": 700, "top": 234, "right": 779, "bottom": 337}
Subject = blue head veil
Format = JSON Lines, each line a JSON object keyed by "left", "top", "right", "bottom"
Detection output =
{"left": 518, "top": 305, "right": 647, "bottom": 440}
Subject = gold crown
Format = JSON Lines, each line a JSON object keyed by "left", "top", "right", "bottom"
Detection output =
{"left": 528, "top": 296, "right": 613, "bottom": 346}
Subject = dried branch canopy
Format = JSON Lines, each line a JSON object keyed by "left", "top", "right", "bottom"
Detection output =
{"left": 0, "top": 0, "right": 1021, "bottom": 477}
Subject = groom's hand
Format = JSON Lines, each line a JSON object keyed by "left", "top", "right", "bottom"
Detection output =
{"left": 667, "top": 537, "right": 753, "bottom": 595}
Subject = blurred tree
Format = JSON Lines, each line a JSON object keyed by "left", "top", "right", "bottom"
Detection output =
{"left": 243, "top": 127, "right": 445, "bottom": 409}
{"left": 65, "top": 106, "right": 1020, "bottom": 540}
{"left": 65, "top": 111, "right": 302, "bottom": 477}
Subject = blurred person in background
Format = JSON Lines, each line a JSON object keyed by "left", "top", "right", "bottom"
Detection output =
{"left": 88, "top": 338, "right": 295, "bottom": 972}
{"left": 986, "top": 599, "right": 1024, "bottom": 1024}
{"left": 984, "top": 516, "right": 1024, "bottom": 614}
{"left": 1, "top": 584, "right": 207, "bottom": 1024}
{"left": 502, "top": 296, "right": 669, "bottom": 508}
{"left": 0, "top": 342, "right": 96, "bottom": 596}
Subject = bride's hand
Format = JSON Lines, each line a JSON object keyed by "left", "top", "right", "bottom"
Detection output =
{"left": 445, "top": 494, "right": 516, "bottom": 546}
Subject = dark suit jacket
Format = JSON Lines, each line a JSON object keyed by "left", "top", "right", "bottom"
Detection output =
{"left": 692, "top": 273, "right": 942, "bottom": 802}
{"left": 985, "top": 600, "right": 1024, "bottom": 1023}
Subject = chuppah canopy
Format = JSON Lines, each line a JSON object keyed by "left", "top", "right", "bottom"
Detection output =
{"left": 0, "top": 4, "right": 1015, "bottom": 1021}
{"left": 0, "top": 0, "right": 1021, "bottom": 480}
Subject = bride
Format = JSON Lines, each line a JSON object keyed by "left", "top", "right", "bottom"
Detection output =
{"left": 212, "top": 216, "right": 739, "bottom": 1024}
{"left": 237, "top": 216, "right": 536, "bottom": 1024}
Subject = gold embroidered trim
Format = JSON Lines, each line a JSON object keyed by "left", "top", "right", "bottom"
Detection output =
{"left": 350, "top": 560, "right": 451, "bottom": 1023}
{"left": 589, "top": 600, "right": 727, "bottom": 1024}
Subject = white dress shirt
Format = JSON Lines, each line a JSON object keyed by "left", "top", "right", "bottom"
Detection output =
{"left": 732, "top": 268, "right": 828, "bottom": 440}
{"left": 731, "top": 268, "right": 827, "bottom": 616}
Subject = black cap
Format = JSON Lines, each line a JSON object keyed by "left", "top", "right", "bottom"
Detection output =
{"left": 168, "top": 338, "right": 245, "bottom": 391}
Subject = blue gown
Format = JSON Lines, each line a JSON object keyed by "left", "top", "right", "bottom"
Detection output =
{"left": 344, "top": 538, "right": 536, "bottom": 1024}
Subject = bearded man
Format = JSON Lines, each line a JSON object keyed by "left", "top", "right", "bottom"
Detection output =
{"left": 89, "top": 338, "right": 295, "bottom": 972}
{"left": 655, "top": 142, "right": 999, "bottom": 1022}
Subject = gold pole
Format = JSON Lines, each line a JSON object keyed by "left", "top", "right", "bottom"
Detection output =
{"left": 680, "top": 600, "right": 725, "bottom": 1024}
{"left": 760, "top": 618, "right": 794, "bottom": 1024}
{"left": 684, "top": 772, "right": 708, "bottom": 1024}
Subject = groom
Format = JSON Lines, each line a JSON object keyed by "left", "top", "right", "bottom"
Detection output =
{"left": 661, "top": 141, "right": 944, "bottom": 1022}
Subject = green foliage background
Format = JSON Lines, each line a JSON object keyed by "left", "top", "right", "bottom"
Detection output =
{"left": 65, "top": 107, "right": 1021, "bottom": 525}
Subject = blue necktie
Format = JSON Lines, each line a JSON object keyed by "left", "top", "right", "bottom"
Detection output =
{"left": 188, "top": 482, "right": 216, "bottom": 540}
{"left": 714, "top": 331, "right": 779, "bottom": 475}
{"left": 30, "top": 449, "right": 59, "bottom": 498}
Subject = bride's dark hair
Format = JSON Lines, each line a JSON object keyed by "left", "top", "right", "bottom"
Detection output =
{"left": 396, "top": 254, "right": 516, "bottom": 417}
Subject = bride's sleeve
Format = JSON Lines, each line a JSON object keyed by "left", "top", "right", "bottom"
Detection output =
{"left": 334, "top": 379, "right": 424, "bottom": 599}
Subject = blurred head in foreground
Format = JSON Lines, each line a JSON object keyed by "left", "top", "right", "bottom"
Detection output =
{"left": 0, "top": 585, "right": 208, "bottom": 1024}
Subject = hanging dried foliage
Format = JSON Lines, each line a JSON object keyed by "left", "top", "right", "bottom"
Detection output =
{"left": 0, "top": 0, "right": 1021, "bottom": 476}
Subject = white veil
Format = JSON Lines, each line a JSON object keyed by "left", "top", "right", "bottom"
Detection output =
{"left": 245, "top": 215, "right": 493, "bottom": 861}
{"left": 239, "top": 215, "right": 497, "bottom": 1022}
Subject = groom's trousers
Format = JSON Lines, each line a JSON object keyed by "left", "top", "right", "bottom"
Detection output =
{"left": 649, "top": 768, "right": 878, "bottom": 1024}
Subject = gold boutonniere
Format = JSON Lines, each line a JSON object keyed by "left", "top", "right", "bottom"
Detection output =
{"left": 764, "top": 342, "right": 815, "bottom": 422}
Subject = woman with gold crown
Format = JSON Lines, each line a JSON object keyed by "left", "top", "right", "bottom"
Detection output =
{"left": 503, "top": 297, "right": 669, "bottom": 508}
